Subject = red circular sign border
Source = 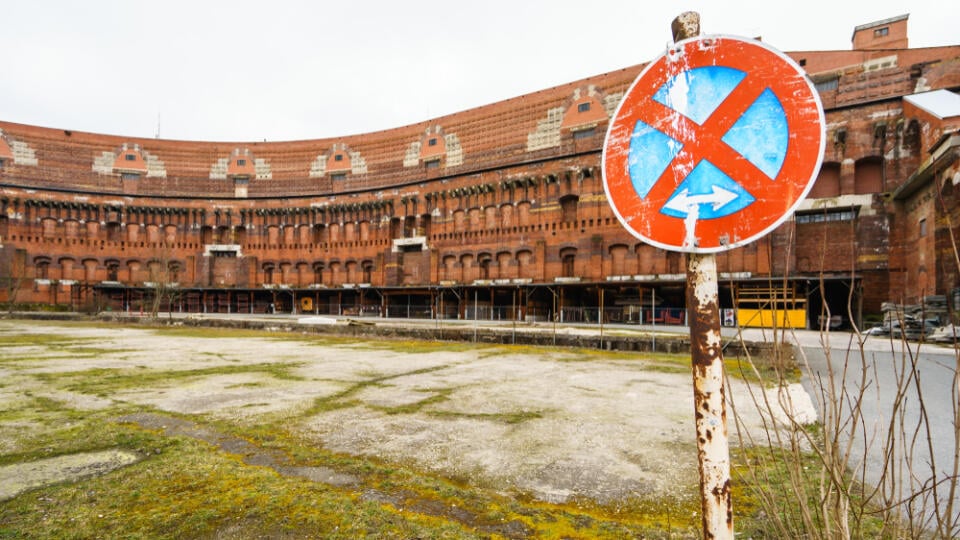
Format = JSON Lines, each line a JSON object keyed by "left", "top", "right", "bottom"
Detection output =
{"left": 602, "top": 35, "right": 826, "bottom": 253}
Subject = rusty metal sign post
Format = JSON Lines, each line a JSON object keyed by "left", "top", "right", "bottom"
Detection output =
{"left": 674, "top": 14, "right": 733, "bottom": 539}
{"left": 674, "top": 14, "right": 733, "bottom": 538}
{"left": 601, "top": 11, "right": 825, "bottom": 539}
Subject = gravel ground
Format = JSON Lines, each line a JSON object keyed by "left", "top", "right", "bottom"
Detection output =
{"left": 0, "top": 319, "right": 816, "bottom": 505}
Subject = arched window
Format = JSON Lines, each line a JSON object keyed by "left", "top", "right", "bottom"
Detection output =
{"left": 560, "top": 247, "right": 577, "bottom": 277}
{"left": 262, "top": 263, "right": 275, "bottom": 285}
{"left": 362, "top": 260, "right": 374, "bottom": 284}
{"left": 34, "top": 257, "right": 51, "bottom": 279}
{"left": 478, "top": 253, "right": 492, "bottom": 280}
{"left": 106, "top": 261, "right": 120, "bottom": 282}
{"left": 809, "top": 162, "right": 841, "bottom": 198}
{"left": 559, "top": 195, "right": 579, "bottom": 223}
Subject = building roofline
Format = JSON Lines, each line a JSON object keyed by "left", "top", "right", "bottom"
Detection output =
{"left": 893, "top": 130, "right": 960, "bottom": 200}
{"left": 853, "top": 13, "right": 909, "bottom": 37}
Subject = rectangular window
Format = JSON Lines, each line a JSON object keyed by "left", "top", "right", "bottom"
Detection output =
{"left": 578, "top": 102, "right": 590, "bottom": 113}
{"left": 919, "top": 218, "right": 927, "bottom": 237}
{"left": 814, "top": 77, "right": 839, "bottom": 93}
{"left": 874, "top": 27, "right": 889, "bottom": 37}
{"left": 428, "top": 138, "right": 438, "bottom": 146}
{"left": 795, "top": 208, "right": 857, "bottom": 224}
{"left": 572, "top": 127, "right": 595, "bottom": 140}
{"left": 237, "top": 159, "right": 246, "bottom": 166}
{"left": 331, "top": 172, "right": 346, "bottom": 181}
{"left": 335, "top": 154, "right": 343, "bottom": 161}
{"left": 121, "top": 173, "right": 140, "bottom": 181}
{"left": 125, "top": 153, "right": 137, "bottom": 161}
{"left": 424, "top": 159, "right": 440, "bottom": 170}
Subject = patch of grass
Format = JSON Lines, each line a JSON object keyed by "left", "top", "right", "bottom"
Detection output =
{"left": 0, "top": 408, "right": 174, "bottom": 467}
{"left": 0, "top": 319, "right": 828, "bottom": 538}
{"left": 0, "top": 433, "right": 480, "bottom": 539}
{"left": 144, "top": 326, "right": 305, "bottom": 340}
{"left": 0, "top": 332, "right": 99, "bottom": 348}
{"left": 372, "top": 389, "right": 453, "bottom": 415}
{"left": 732, "top": 443, "right": 891, "bottom": 538}
{"left": 725, "top": 354, "right": 802, "bottom": 386}
{"left": 225, "top": 382, "right": 265, "bottom": 389}
{"left": 33, "top": 362, "right": 306, "bottom": 397}
{"left": 303, "top": 365, "right": 450, "bottom": 416}
{"left": 428, "top": 409, "right": 546, "bottom": 425}
{"left": 0, "top": 331, "right": 141, "bottom": 364}
{"left": 351, "top": 338, "right": 491, "bottom": 355}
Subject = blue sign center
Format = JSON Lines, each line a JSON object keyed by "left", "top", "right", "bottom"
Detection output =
{"left": 627, "top": 65, "right": 789, "bottom": 219}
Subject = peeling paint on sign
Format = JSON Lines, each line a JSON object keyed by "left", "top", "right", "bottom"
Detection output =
{"left": 602, "top": 35, "right": 825, "bottom": 253}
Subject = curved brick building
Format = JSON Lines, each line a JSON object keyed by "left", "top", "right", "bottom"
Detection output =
{"left": 2, "top": 15, "right": 959, "bottom": 328}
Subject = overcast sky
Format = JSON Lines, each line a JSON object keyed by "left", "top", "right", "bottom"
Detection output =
{"left": 1, "top": 1, "right": 956, "bottom": 142}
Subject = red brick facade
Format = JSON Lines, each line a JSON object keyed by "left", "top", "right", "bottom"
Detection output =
{"left": 1, "top": 19, "right": 958, "bottom": 327}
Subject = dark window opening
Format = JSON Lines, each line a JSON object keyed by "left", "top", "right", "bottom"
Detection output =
{"left": 795, "top": 208, "right": 857, "bottom": 224}
{"left": 562, "top": 254, "right": 576, "bottom": 277}
{"left": 106, "top": 223, "right": 121, "bottom": 242}
{"left": 237, "top": 159, "right": 246, "bottom": 166}
{"left": 335, "top": 154, "right": 343, "bottom": 161}
{"left": 572, "top": 128, "right": 595, "bottom": 140}
{"left": 424, "top": 159, "right": 441, "bottom": 170}
{"left": 874, "top": 123, "right": 887, "bottom": 141}
{"left": 428, "top": 138, "right": 438, "bottom": 146}
{"left": 331, "top": 172, "right": 346, "bottom": 181}
{"left": 577, "top": 102, "right": 590, "bottom": 113}
{"left": 798, "top": 58, "right": 806, "bottom": 67}
{"left": 920, "top": 218, "right": 928, "bottom": 238}
{"left": 834, "top": 129, "right": 847, "bottom": 146}
{"left": 121, "top": 173, "right": 140, "bottom": 181}
{"left": 560, "top": 195, "right": 578, "bottom": 223}
{"left": 479, "top": 256, "right": 491, "bottom": 280}
{"left": 874, "top": 27, "right": 889, "bottom": 37}
{"left": 125, "top": 153, "right": 137, "bottom": 161}
{"left": 168, "top": 263, "right": 181, "bottom": 282}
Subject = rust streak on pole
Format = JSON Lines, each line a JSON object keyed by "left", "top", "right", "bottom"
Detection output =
{"left": 687, "top": 252, "right": 732, "bottom": 538}
{"left": 672, "top": 11, "right": 734, "bottom": 540}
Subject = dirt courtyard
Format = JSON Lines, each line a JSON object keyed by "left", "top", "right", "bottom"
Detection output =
{"left": 0, "top": 319, "right": 810, "bottom": 513}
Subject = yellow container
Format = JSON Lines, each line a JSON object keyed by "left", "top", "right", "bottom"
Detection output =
{"left": 736, "top": 308, "right": 806, "bottom": 329}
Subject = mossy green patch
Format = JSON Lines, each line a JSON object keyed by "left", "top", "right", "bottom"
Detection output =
{"left": 34, "top": 362, "right": 306, "bottom": 397}
{"left": 428, "top": 409, "right": 546, "bottom": 425}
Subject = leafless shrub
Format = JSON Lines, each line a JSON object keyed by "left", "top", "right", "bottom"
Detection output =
{"left": 729, "top": 227, "right": 960, "bottom": 538}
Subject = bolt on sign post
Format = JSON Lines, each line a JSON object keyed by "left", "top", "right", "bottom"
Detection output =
{"left": 601, "top": 11, "right": 825, "bottom": 539}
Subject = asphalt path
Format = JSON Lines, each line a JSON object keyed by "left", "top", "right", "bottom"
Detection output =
{"left": 792, "top": 330, "right": 959, "bottom": 532}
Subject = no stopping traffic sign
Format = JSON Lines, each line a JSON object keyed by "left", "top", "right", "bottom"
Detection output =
{"left": 602, "top": 35, "right": 825, "bottom": 253}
